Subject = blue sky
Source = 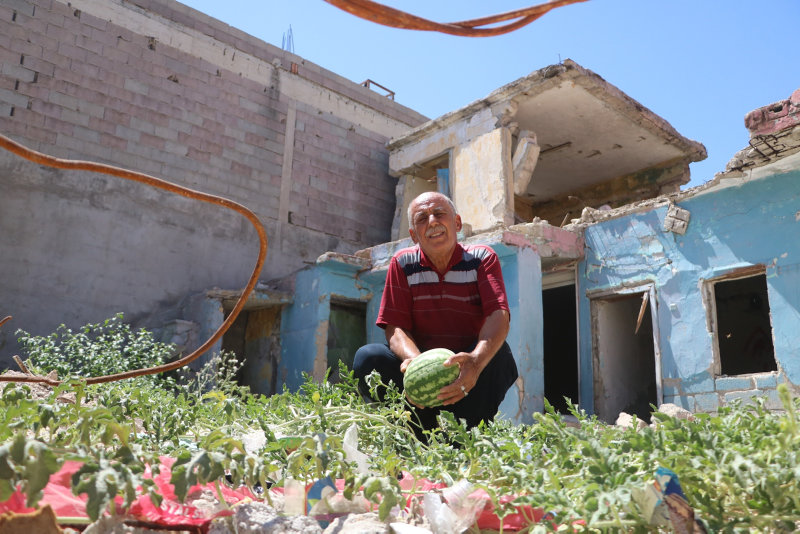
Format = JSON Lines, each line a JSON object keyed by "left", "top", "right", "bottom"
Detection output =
{"left": 180, "top": 0, "right": 799, "bottom": 188}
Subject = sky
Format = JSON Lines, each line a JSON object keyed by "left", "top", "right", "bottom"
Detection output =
{"left": 179, "top": 0, "right": 799, "bottom": 189}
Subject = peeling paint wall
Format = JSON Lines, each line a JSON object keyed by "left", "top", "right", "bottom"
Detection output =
{"left": 452, "top": 128, "right": 515, "bottom": 232}
{"left": 578, "top": 166, "right": 800, "bottom": 414}
{"left": 493, "top": 244, "right": 543, "bottom": 423}
{"left": 278, "top": 259, "right": 372, "bottom": 392}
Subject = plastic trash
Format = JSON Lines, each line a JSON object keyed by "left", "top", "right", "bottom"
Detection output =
{"left": 633, "top": 467, "right": 706, "bottom": 533}
{"left": 343, "top": 423, "right": 372, "bottom": 475}
{"left": 423, "top": 480, "right": 484, "bottom": 534}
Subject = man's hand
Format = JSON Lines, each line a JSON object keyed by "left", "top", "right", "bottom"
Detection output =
{"left": 437, "top": 351, "right": 478, "bottom": 405}
{"left": 436, "top": 309, "right": 510, "bottom": 406}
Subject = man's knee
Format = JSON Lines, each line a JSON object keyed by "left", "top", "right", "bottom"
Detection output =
{"left": 353, "top": 344, "right": 396, "bottom": 376}
{"left": 353, "top": 343, "right": 403, "bottom": 399}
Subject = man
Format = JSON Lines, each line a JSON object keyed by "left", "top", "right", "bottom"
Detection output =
{"left": 353, "top": 191, "right": 518, "bottom": 435}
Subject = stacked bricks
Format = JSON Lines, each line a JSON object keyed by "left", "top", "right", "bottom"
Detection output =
{"left": 0, "top": 0, "right": 425, "bottom": 259}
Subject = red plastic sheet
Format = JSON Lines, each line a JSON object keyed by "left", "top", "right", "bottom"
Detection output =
{"left": 0, "top": 461, "right": 545, "bottom": 531}
{"left": 0, "top": 457, "right": 253, "bottom": 529}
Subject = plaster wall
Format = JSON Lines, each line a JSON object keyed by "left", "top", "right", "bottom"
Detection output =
{"left": 452, "top": 128, "right": 515, "bottom": 232}
{"left": 278, "top": 260, "right": 371, "bottom": 392}
{"left": 393, "top": 174, "right": 438, "bottom": 240}
{"left": 493, "top": 243, "right": 543, "bottom": 423}
{"left": 578, "top": 167, "right": 800, "bottom": 414}
{"left": 387, "top": 107, "right": 496, "bottom": 177}
{"left": 0, "top": 0, "right": 425, "bottom": 365}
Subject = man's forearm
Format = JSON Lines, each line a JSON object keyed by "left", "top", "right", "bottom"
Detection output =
{"left": 470, "top": 309, "right": 510, "bottom": 373}
{"left": 385, "top": 325, "right": 421, "bottom": 362}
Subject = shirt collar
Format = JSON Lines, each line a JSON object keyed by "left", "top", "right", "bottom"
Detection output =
{"left": 418, "top": 243, "right": 464, "bottom": 274}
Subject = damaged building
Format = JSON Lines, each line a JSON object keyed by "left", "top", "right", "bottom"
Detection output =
{"left": 2, "top": 0, "right": 799, "bottom": 424}
{"left": 265, "top": 69, "right": 800, "bottom": 423}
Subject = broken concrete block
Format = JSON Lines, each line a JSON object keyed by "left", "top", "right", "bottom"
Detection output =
{"left": 745, "top": 88, "right": 800, "bottom": 137}
{"left": 580, "top": 206, "right": 600, "bottom": 223}
{"left": 511, "top": 131, "right": 540, "bottom": 195}
{"left": 615, "top": 412, "right": 647, "bottom": 430}
{"left": 662, "top": 203, "right": 691, "bottom": 235}
{"left": 657, "top": 403, "right": 695, "bottom": 421}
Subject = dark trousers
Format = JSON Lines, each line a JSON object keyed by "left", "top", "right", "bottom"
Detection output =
{"left": 353, "top": 342, "right": 518, "bottom": 434}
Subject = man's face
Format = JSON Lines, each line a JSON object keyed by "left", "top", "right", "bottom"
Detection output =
{"left": 408, "top": 193, "right": 462, "bottom": 263}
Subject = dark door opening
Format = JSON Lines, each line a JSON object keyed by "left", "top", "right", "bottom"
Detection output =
{"left": 327, "top": 300, "right": 367, "bottom": 384}
{"left": 543, "top": 284, "right": 579, "bottom": 413}
{"left": 714, "top": 273, "right": 777, "bottom": 375}
{"left": 592, "top": 292, "right": 658, "bottom": 424}
{"left": 221, "top": 307, "right": 282, "bottom": 396}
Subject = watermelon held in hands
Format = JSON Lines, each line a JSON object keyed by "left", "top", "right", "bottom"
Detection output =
{"left": 403, "top": 348, "right": 459, "bottom": 407}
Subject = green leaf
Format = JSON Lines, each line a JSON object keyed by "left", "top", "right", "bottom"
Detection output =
{"left": 0, "top": 479, "right": 14, "bottom": 502}
{"left": 23, "top": 441, "right": 60, "bottom": 506}
{"left": 0, "top": 446, "right": 13, "bottom": 479}
{"left": 10, "top": 434, "right": 26, "bottom": 464}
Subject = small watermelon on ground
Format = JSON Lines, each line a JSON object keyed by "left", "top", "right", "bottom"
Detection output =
{"left": 403, "top": 348, "right": 459, "bottom": 407}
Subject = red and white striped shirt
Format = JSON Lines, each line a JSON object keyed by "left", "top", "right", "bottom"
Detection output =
{"left": 377, "top": 243, "right": 509, "bottom": 352}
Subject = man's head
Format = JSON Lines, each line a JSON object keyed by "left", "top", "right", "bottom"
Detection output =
{"left": 407, "top": 192, "right": 462, "bottom": 267}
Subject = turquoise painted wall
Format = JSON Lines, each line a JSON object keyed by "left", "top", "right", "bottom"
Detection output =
{"left": 493, "top": 243, "right": 542, "bottom": 424}
{"left": 579, "top": 168, "right": 800, "bottom": 413}
{"left": 279, "top": 260, "right": 372, "bottom": 392}
{"left": 279, "top": 241, "right": 544, "bottom": 423}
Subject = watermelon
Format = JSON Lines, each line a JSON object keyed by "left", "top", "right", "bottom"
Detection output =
{"left": 403, "top": 348, "right": 459, "bottom": 407}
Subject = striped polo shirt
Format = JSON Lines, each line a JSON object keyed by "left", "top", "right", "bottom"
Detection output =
{"left": 376, "top": 243, "right": 509, "bottom": 352}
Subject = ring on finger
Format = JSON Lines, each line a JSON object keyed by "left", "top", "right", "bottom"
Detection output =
{"left": 460, "top": 385, "right": 468, "bottom": 397}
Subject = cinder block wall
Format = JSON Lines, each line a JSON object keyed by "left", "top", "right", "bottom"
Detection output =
{"left": 0, "top": 0, "right": 426, "bottom": 365}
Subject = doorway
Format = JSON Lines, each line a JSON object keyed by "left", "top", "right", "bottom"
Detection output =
{"left": 591, "top": 288, "right": 661, "bottom": 423}
{"left": 542, "top": 283, "right": 579, "bottom": 413}
{"left": 221, "top": 307, "right": 282, "bottom": 396}
{"left": 326, "top": 299, "right": 367, "bottom": 384}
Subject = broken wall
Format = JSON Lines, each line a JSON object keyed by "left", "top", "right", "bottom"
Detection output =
{"left": 577, "top": 157, "right": 800, "bottom": 415}
{"left": 0, "top": 0, "right": 426, "bottom": 365}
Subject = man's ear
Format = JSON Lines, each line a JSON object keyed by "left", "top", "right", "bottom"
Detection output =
{"left": 409, "top": 227, "right": 418, "bottom": 244}
{"left": 455, "top": 214, "right": 462, "bottom": 232}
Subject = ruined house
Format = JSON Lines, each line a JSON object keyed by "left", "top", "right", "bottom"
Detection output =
{"left": 267, "top": 68, "right": 800, "bottom": 424}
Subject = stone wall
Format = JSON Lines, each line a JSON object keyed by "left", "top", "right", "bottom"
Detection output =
{"left": 0, "top": 0, "right": 426, "bottom": 365}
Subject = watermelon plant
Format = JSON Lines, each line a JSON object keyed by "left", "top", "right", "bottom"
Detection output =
{"left": 1, "top": 316, "right": 800, "bottom": 532}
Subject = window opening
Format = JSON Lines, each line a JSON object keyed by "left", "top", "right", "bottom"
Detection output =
{"left": 713, "top": 273, "right": 776, "bottom": 375}
{"left": 327, "top": 300, "right": 367, "bottom": 384}
{"left": 543, "top": 284, "right": 579, "bottom": 413}
{"left": 592, "top": 291, "right": 658, "bottom": 424}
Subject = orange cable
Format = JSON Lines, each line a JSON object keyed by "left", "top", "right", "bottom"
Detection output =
{"left": 323, "top": 0, "right": 588, "bottom": 37}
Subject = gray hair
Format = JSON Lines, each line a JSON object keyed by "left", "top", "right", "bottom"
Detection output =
{"left": 407, "top": 192, "right": 457, "bottom": 228}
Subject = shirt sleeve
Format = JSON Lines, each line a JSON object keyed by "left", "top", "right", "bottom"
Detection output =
{"left": 477, "top": 248, "right": 509, "bottom": 316}
{"left": 376, "top": 255, "right": 414, "bottom": 331}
